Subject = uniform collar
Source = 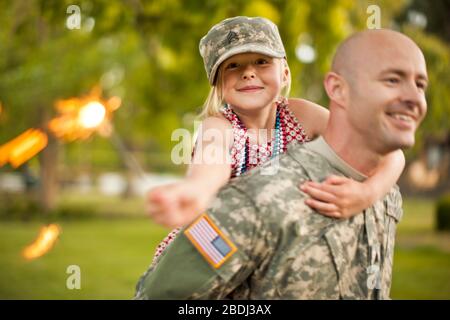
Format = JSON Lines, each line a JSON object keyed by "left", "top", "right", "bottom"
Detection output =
{"left": 303, "top": 136, "right": 367, "bottom": 182}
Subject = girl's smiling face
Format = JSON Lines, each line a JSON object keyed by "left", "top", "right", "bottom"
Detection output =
{"left": 219, "top": 53, "right": 289, "bottom": 113}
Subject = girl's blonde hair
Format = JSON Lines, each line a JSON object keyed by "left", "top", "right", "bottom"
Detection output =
{"left": 198, "top": 58, "right": 292, "bottom": 119}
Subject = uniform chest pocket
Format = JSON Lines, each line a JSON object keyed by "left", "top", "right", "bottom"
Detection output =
{"left": 271, "top": 224, "right": 343, "bottom": 299}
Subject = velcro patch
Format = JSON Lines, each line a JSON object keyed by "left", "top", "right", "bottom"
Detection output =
{"left": 184, "top": 214, "right": 237, "bottom": 269}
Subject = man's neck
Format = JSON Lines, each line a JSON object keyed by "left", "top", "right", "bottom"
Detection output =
{"left": 322, "top": 126, "right": 383, "bottom": 177}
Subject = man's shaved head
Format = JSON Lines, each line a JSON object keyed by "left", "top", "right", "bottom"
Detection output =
{"left": 331, "top": 29, "right": 426, "bottom": 84}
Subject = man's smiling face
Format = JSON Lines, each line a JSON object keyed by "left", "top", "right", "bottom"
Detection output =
{"left": 344, "top": 31, "right": 428, "bottom": 153}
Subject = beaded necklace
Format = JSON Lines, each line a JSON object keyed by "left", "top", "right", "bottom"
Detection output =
{"left": 225, "top": 101, "right": 286, "bottom": 176}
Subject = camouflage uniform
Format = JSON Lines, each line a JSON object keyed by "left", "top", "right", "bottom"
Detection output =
{"left": 134, "top": 137, "right": 403, "bottom": 299}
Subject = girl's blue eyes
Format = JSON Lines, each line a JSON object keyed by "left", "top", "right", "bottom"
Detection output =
{"left": 226, "top": 63, "right": 238, "bottom": 69}
{"left": 225, "top": 59, "right": 269, "bottom": 70}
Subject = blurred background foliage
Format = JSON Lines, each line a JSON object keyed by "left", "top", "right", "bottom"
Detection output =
{"left": 0, "top": 0, "right": 448, "bottom": 174}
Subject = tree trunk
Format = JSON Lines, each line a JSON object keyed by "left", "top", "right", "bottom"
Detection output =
{"left": 39, "top": 134, "right": 59, "bottom": 213}
{"left": 38, "top": 109, "right": 59, "bottom": 213}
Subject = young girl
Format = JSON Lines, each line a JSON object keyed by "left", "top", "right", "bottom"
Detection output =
{"left": 146, "top": 16, "right": 405, "bottom": 265}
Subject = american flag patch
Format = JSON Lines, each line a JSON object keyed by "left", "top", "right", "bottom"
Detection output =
{"left": 184, "top": 214, "right": 237, "bottom": 269}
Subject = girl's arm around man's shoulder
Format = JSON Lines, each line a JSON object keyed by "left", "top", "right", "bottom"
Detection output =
{"left": 288, "top": 98, "right": 330, "bottom": 139}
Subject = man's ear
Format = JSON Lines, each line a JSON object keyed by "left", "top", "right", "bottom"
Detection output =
{"left": 324, "top": 72, "right": 347, "bottom": 108}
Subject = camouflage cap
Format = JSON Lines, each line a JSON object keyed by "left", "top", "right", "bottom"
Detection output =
{"left": 199, "top": 16, "right": 286, "bottom": 85}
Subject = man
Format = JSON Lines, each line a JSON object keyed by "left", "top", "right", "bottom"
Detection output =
{"left": 135, "top": 29, "right": 428, "bottom": 299}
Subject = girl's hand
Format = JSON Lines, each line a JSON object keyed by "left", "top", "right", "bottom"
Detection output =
{"left": 299, "top": 175, "right": 375, "bottom": 219}
{"left": 146, "top": 180, "right": 213, "bottom": 228}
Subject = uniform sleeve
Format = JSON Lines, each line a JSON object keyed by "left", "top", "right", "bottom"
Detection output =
{"left": 138, "top": 186, "right": 269, "bottom": 300}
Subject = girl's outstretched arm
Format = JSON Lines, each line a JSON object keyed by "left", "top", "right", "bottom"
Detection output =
{"left": 146, "top": 116, "right": 233, "bottom": 228}
{"left": 300, "top": 150, "right": 405, "bottom": 218}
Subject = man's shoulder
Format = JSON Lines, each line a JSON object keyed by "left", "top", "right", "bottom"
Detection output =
{"left": 226, "top": 144, "right": 308, "bottom": 193}
{"left": 208, "top": 143, "right": 343, "bottom": 251}
{"left": 229, "top": 142, "right": 333, "bottom": 190}
{"left": 286, "top": 141, "right": 336, "bottom": 180}
{"left": 218, "top": 143, "right": 334, "bottom": 218}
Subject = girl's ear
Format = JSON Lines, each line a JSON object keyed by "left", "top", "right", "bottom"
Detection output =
{"left": 281, "top": 60, "right": 289, "bottom": 86}
{"left": 283, "top": 67, "right": 289, "bottom": 84}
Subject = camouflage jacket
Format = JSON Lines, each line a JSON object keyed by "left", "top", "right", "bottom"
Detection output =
{"left": 135, "top": 137, "right": 403, "bottom": 300}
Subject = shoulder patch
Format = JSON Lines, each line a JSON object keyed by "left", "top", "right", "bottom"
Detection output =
{"left": 184, "top": 214, "right": 237, "bottom": 269}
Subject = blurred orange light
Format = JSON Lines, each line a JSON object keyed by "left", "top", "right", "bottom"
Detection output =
{"left": 48, "top": 86, "right": 121, "bottom": 141}
{"left": 0, "top": 129, "right": 48, "bottom": 168}
{"left": 78, "top": 101, "right": 106, "bottom": 129}
{"left": 22, "top": 224, "right": 61, "bottom": 260}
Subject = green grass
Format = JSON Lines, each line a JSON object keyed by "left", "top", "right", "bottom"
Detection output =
{"left": 390, "top": 198, "right": 450, "bottom": 299}
{"left": 56, "top": 191, "right": 147, "bottom": 219}
{"left": 0, "top": 219, "right": 169, "bottom": 299}
{"left": 0, "top": 195, "right": 449, "bottom": 299}
{"left": 392, "top": 246, "right": 450, "bottom": 299}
